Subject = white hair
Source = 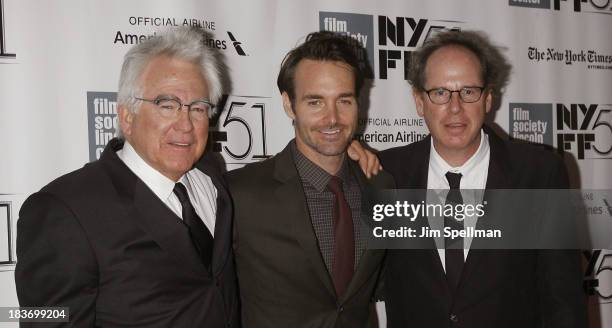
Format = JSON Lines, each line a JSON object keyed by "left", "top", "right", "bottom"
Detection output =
{"left": 116, "top": 27, "right": 223, "bottom": 138}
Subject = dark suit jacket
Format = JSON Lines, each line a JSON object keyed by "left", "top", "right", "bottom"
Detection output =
{"left": 226, "top": 142, "right": 394, "bottom": 328}
{"left": 15, "top": 138, "right": 239, "bottom": 327}
{"left": 378, "top": 128, "right": 588, "bottom": 328}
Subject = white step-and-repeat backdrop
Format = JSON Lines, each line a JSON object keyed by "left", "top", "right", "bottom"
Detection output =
{"left": 0, "top": 0, "right": 610, "bottom": 326}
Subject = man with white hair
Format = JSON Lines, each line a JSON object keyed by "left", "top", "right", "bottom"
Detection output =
{"left": 15, "top": 27, "right": 239, "bottom": 327}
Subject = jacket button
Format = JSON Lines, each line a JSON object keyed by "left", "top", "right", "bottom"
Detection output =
{"left": 450, "top": 314, "right": 459, "bottom": 323}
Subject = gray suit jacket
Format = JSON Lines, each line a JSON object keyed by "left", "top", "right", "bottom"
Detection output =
{"left": 227, "top": 142, "right": 394, "bottom": 328}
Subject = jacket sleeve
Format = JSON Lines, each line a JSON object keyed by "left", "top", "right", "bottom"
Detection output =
{"left": 15, "top": 192, "right": 98, "bottom": 327}
{"left": 536, "top": 156, "right": 588, "bottom": 328}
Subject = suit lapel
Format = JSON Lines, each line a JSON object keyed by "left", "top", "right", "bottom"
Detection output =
{"left": 341, "top": 163, "right": 385, "bottom": 302}
{"left": 101, "top": 139, "right": 208, "bottom": 277}
{"left": 195, "top": 154, "right": 232, "bottom": 276}
{"left": 457, "top": 130, "right": 510, "bottom": 293}
{"left": 408, "top": 138, "right": 451, "bottom": 291}
{"left": 131, "top": 181, "right": 208, "bottom": 276}
{"left": 272, "top": 145, "right": 336, "bottom": 296}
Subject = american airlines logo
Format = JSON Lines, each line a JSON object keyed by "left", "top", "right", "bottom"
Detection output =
{"left": 227, "top": 31, "right": 247, "bottom": 56}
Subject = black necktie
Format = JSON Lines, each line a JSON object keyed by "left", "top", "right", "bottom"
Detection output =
{"left": 327, "top": 176, "right": 354, "bottom": 298}
{"left": 173, "top": 182, "right": 214, "bottom": 268}
{"left": 444, "top": 172, "right": 464, "bottom": 292}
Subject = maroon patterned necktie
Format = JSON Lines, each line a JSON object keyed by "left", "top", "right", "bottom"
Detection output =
{"left": 327, "top": 176, "right": 354, "bottom": 297}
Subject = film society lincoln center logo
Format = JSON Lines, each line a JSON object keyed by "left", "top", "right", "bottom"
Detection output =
{"left": 509, "top": 102, "right": 612, "bottom": 160}
{"left": 319, "top": 11, "right": 464, "bottom": 81}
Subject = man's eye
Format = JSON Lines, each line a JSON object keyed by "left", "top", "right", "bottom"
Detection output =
{"left": 191, "top": 107, "right": 207, "bottom": 113}
{"left": 338, "top": 99, "right": 354, "bottom": 105}
{"left": 463, "top": 88, "right": 474, "bottom": 95}
{"left": 307, "top": 100, "right": 323, "bottom": 107}
{"left": 156, "top": 100, "right": 179, "bottom": 111}
{"left": 434, "top": 89, "right": 447, "bottom": 96}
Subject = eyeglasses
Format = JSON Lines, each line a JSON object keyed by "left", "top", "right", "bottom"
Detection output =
{"left": 133, "top": 95, "right": 214, "bottom": 121}
{"left": 424, "top": 87, "right": 485, "bottom": 105}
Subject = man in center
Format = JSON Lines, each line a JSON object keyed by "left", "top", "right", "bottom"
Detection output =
{"left": 227, "top": 31, "right": 393, "bottom": 327}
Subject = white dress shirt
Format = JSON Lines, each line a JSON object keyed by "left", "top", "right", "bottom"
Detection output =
{"left": 117, "top": 141, "right": 217, "bottom": 236}
{"left": 427, "top": 129, "right": 490, "bottom": 270}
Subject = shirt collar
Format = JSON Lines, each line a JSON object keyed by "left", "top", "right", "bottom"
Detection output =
{"left": 116, "top": 141, "right": 180, "bottom": 202}
{"left": 291, "top": 140, "right": 350, "bottom": 193}
{"left": 429, "top": 129, "right": 490, "bottom": 178}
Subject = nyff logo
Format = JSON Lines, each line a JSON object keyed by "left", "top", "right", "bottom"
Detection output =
{"left": 319, "top": 12, "right": 463, "bottom": 80}
{"left": 210, "top": 95, "right": 271, "bottom": 165}
{"left": 377, "top": 16, "right": 462, "bottom": 80}
{"left": 0, "top": 201, "right": 15, "bottom": 265}
{"left": 509, "top": 102, "right": 611, "bottom": 160}
{"left": 556, "top": 103, "right": 611, "bottom": 159}
{"left": 584, "top": 250, "right": 612, "bottom": 304}
{"left": 510, "top": 0, "right": 612, "bottom": 13}
{"left": 553, "top": 0, "right": 612, "bottom": 12}
{"left": 0, "top": 0, "right": 16, "bottom": 59}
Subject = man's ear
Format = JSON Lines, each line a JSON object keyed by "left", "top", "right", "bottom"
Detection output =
{"left": 485, "top": 88, "right": 493, "bottom": 114}
{"left": 281, "top": 92, "right": 296, "bottom": 120}
{"left": 118, "top": 105, "right": 134, "bottom": 137}
{"left": 413, "top": 88, "right": 425, "bottom": 117}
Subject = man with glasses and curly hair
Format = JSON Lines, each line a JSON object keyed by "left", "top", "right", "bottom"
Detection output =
{"left": 378, "top": 30, "right": 588, "bottom": 328}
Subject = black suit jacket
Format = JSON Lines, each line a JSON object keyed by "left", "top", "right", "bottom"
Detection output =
{"left": 378, "top": 128, "right": 588, "bottom": 328}
{"left": 15, "top": 139, "right": 239, "bottom": 327}
{"left": 226, "top": 142, "right": 394, "bottom": 328}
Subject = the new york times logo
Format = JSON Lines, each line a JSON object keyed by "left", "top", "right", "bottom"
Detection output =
{"left": 319, "top": 12, "right": 463, "bottom": 80}
{"left": 209, "top": 95, "right": 271, "bottom": 166}
{"left": 556, "top": 103, "right": 612, "bottom": 159}
{"left": 87, "top": 92, "right": 119, "bottom": 161}
{"left": 0, "top": 0, "right": 16, "bottom": 59}
{"left": 510, "top": 0, "right": 612, "bottom": 13}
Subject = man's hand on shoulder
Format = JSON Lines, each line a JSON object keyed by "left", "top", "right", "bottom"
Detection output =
{"left": 348, "top": 140, "right": 382, "bottom": 179}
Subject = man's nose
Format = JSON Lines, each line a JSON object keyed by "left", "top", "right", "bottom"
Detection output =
{"left": 326, "top": 102, "right": 339, "bottom": 126}
{"left": 448, "top": 92, "right": 463, "bottom": 114}
{"left": 173, "top": 106, "right": 195, "bottom": 131}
